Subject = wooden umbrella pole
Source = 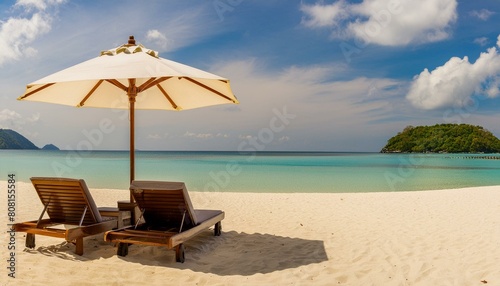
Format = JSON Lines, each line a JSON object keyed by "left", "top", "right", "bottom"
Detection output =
{"left": 128, "top": 79, "right": 137, "bottom": 202}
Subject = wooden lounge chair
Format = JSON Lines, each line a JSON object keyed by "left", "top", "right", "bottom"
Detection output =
{"left": 13, "top": 177, "right": 120, "bottom": 255}
{"left": 104, "top": 180, "right": 224, "bottom": 263}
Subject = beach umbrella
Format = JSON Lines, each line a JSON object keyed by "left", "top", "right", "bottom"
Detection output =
{"left": 18, "top": 36, "right": 239, "bottom": 200}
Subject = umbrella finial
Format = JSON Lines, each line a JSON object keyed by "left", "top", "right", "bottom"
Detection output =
{"left": 128, "top": 36, "right": 136, "bottom": 46}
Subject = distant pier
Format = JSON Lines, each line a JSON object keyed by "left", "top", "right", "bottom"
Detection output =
{"left": 446, "top": 155, "right": 500, "bottom": 160}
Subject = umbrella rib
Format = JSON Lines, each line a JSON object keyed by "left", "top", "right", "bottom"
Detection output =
{"left": 78, "top": 80, "right": 104, "bottom": 107}
{"left": 106, "top": 79, "right": 128, "bottom": 91}
{"left": 156, "top": 84, "right": 180, "bottom": 110}
{"left": 137, "top": 78, "right": 158, "bottom": 92}
{"left": 18, "top": 83, "right": 55, "bottom": 100}
{"left": 181, "top": 77, "right": 237, "bottom": 103}
{"left": 138, "top": 77, "right": 172, "bottom": 92}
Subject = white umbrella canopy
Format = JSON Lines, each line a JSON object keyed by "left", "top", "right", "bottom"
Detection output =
{"left": 18, "top": 36, "right": 238, "bottom": 195}
{"left": 20, "top": 36, "right": 237, "bottom": 110}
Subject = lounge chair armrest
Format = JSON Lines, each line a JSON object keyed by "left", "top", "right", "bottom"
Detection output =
{"left": 66, "top": 219, "right": 118, "bottom": 241}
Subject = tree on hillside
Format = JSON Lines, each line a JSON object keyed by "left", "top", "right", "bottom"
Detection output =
{"left": 381, "top": 124, "right": 500, "bottom": 153}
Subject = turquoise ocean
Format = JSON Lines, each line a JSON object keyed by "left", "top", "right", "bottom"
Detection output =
{"left": 1, "top": 150, "right": 500, "bottom": 193}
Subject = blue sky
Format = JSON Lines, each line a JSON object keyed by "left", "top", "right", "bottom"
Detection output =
{"left": 1, "top": 0, "right": 500, "bottom": 152}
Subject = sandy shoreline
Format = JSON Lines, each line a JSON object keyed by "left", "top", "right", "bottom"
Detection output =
{"left": 2, "top": 181, "right": 499, "bottom": 285}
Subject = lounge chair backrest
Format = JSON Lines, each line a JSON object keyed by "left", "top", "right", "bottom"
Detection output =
{"left": 31, "top": 177, "right": 102, "bottom": 225}
{"left": 130, "top": 181, "right": 199, "bottom": 228}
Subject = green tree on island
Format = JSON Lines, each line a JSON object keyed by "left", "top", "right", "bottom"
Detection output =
{"left": 381, "top": 124, "right": 500, "bottom": 153}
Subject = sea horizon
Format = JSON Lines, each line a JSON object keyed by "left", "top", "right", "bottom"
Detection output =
{"left": 2, "top": 149, "right": 500, "bottom": 193}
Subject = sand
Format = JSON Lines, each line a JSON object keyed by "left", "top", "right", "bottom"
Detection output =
{"left": 2, "top": 181, "right": 499, "bottom": 285}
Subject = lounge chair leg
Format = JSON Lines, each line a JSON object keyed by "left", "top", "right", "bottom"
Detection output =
{"left": 75, "top": 238, "right": 84, "bottom": 255}
{"left": 214, "top": 222, "right": 222, "bottom": 236}
{"left": 117, "top": 242, "right": 129, "bottom": 257}
{"left": 26, "top": 233, "right": 36, "bottom": 248}
{"left": 175, "top": 244, "right": 185, "bottom": 263}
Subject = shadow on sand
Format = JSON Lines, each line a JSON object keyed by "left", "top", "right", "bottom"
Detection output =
{"left": 22, "top": 230, "right": 328, "bottom": 276}
{"left": 118, "top": 230, "right": 329, "bottom": 275}
{"left": 22, "top": 234, "right": 119, "bottom": 261}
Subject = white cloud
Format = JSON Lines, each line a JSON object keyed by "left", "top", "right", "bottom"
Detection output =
{"left": 210, "top": 58, "right": 406, "bottom": 151}
{"left": 0, "top": 13, "right": 51, "bottom": 65}
{"left": 0, "top": 0, "right": 65, "bottom": 65}
{"left": 15, "top": 0, "right": 66, "bottom": 11}
{"left": 142, "top": 6, "right": 221, "bottom": 53}
{"left": 301, "top": 0, "right": 457, "bottom": 46}
{"left": 26, "top": 112, "right": 40, "bottom": 123}
{"left": 146, "top": 29, "right": 168, "bottom": 50}
{"left": 279, "top": 64, "right": 341, "bottom": 84}
{"left": 300, "top": 1, "right": 348, "bottom": 28}
{"left": 474, "top": 37, "right": 489, "bottom": 46}
{"left": 147, "top": 133, "right": 162, "bottom": 139}
{"left": 407, "top": 38, "right": 500, "bottom": 109}
{"left": 0, "top": 109, "right": 22, "bottom": 127}
{"left": 278, "top": 136, "right": 290, "bottom": 142}
{"left": 0, "top": 109, "right": 39, "bottom": 129}
{"left": 183, "top": 131, "right": 214, "bottom": 139}
{"left": 470, "top": 9, "right": 495, "bottom": 21}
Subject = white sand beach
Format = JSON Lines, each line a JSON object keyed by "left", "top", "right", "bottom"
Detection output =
{"left": 2, "top": 181, "right": 499, "bottom": 285}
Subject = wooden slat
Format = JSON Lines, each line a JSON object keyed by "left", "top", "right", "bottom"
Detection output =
{"left": 169, "top": 212, "right": 224, "bottom": 248}
{"left": 22, "top": 228, "right": 67, "bottom": 239}
{"left": 105, "top": 213, "right": 224, "bottom": 249}
{"left": 109, "top": 231, "right": 173, "bottom": 239}
{"left": 66, "top": 220, "right": 118, "bottom": 241}
{"left": 134, "top": 192, "right": 187, "bottom": 224}
{"left": 105, "top": 180, "right": 226, "bottom": 256}
{"left": 32, "top": 178, "right": 99, "bottom": 225}
{"left": 13, "top": 177, "right": 119, "bottom": 255}
{"left": 130, "top": 182, "right": 198, "bottom": 227}
{"left": 112, "top": 238, "right": 170, "bottom": 247}
{"left": 105, "top": 230, "right": 173, "bottom": 247}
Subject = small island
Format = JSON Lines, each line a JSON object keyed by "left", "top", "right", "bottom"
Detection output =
{"left": 381, "top": 124, "right": 500, "bottom": 153}
{"left": 41, "top": 144, "right": 60, "bottom": 150}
